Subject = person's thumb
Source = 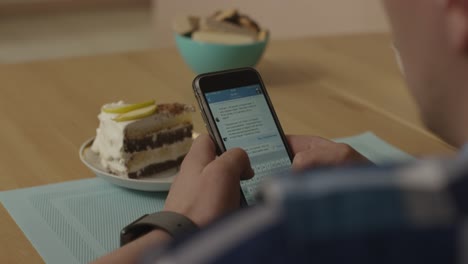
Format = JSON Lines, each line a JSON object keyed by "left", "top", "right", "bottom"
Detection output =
{"left": 217, "top": 148, "right": 254, "bottom": 180}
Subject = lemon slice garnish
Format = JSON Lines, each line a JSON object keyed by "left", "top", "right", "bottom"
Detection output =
{"left": 103, "top": 99, "right": 155, "bottom": 114}
{"left": 113, "top": 104, "right": 157, "bottom": 122}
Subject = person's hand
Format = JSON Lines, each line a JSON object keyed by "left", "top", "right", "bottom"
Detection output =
{"left": 164, "top": 135, "right": 254, "bottom": 227}
{"left": 287, "top": 135, "right": 370, "bottom": 172}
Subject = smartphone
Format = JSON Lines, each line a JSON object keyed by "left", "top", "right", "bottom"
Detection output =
{"left": 192, "top": 67, "right": 293, "bottom": 205}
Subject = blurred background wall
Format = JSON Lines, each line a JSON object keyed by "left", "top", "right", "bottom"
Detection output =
{"left": 0, "top": 0, "right": 389, "bottom": 63}
{"left": 153, "top": 0, "right": 389, "bottom": 47}
{"left": 0, "top": 0, "right": 149, "bottom": 14}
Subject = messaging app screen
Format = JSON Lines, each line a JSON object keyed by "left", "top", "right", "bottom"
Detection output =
{"left": 205, "top": 85, "right": 291, "bottom": 204}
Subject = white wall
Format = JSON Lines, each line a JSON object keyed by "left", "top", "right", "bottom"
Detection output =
{"left": 152, "top": 0, "right": 389, "bottom": 47}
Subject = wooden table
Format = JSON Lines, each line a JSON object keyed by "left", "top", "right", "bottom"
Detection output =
{"left": 0, "top": 33, "right": 455, "bottom": 263}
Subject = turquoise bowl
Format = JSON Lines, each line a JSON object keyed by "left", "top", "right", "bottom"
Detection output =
{"left": 175, "top": 33, "right": 269, "bottom": 74}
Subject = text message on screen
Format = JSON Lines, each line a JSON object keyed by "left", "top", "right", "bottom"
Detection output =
{"left": 205, "top": 85, "right": 291, "bottom": 204}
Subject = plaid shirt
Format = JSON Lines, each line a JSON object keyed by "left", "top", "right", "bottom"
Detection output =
{"left": 144, "top": 157, "right": 468, "bottom": 264}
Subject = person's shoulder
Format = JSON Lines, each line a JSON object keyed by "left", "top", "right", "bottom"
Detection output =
{"left": 260, "top": 159, "right": 468, "bottom": 241}
{"left": 263, "top": 158, "right": 468, "bottom": 203}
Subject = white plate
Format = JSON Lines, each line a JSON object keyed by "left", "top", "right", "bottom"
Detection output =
{"left": 79, "top": 135, "right": 196, "bottom": 192}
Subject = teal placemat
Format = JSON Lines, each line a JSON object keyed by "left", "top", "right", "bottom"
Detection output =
{"left": 334, "top": 132, "right": 415, "bottom": 164}
{"left": 0, "top": 132, "right": 414, "bottom": 263}
{"left": 0, "top": 179, "right": 167, "bottom": 263}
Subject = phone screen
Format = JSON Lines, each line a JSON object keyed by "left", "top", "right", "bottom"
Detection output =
{"left": 204, "top": 84, "right": 292, "bottom": 204}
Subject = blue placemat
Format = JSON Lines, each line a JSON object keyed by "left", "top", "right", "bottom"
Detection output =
{"left": 334, "top": 132, "right": 415, "bottom": 163}
{"left": 0, "top": 179, "right": 167, "bottom": 263}
{"left": 0, "top": 132, "right": 414, "bottom": 263}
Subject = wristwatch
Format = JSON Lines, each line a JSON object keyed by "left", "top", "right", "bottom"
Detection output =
{"left": 120, "top": 211, "right": 199, "bottom": 246}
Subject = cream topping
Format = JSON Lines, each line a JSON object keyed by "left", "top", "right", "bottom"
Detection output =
{"left": 91, "top": 101, "right": 134, "bottom": 173}
{"left": 127, "top": 137, "right": 193, "bottom": 174}
{"left": 91, "top": 101, "right": 193, "bottom": 177}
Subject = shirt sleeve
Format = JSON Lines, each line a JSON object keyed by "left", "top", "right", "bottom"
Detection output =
{"left": 145, "top": 160, "right": 467, "bottom": 264}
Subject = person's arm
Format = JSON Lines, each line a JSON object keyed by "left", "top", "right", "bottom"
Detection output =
{"left": 92, "top": 134, "right": 366, "bottom": 263}
{"left": 92, "top": 230, "right": 171, "bottom": 264}
{"left": 91, "top": 135, "right": 254, "bottom": 263}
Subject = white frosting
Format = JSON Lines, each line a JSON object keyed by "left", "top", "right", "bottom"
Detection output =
{"left": 91, "top": 101, "right": 134, "bottom": 175}
{"left": 91, "top": 101, "right": 192, "bottom": 177}
{"left": 127, "top": 137, "right": 192, "bottom": 174}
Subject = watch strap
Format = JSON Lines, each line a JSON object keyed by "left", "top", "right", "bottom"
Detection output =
{"left": 120, "top": 211, "right": 198, "bottom": 246}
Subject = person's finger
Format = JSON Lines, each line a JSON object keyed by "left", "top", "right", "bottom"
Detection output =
{"left": 292, "top": 149, "right": 338, "bottom": 171}
{"left": 286, "top": 135, "right": 330, "bottom": 155}
{"left": 180, "top": 134, "right": 216, "bottom": 174}
{"left": 286, "top": 135, "right": 307, "bottom": 154}
{"left": 292, "top": 143, "right": 369, "bottom": 172}
{"left": 204, "top": 148, "right": 254, "bottom": 181}
{"left": 218, "top": 148, "right": 254, "bottom": 180}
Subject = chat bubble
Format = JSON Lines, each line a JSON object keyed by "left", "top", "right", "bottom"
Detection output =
{"left": 218, "top": 101, "right": 257, "bottom": 121}
{"left": 224, "top": 117, "right": 264, "bottom": 140}
{"left": 244, "top": 143, "right": 270, "bottom": 156}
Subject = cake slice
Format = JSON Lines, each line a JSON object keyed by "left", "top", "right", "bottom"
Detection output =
{"left": 91, "top": 100, "right": 194, "bottom": 179}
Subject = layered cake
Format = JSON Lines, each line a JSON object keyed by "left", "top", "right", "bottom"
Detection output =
{"left": 91, "top": 100, "right": 194, "bottom": 179}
